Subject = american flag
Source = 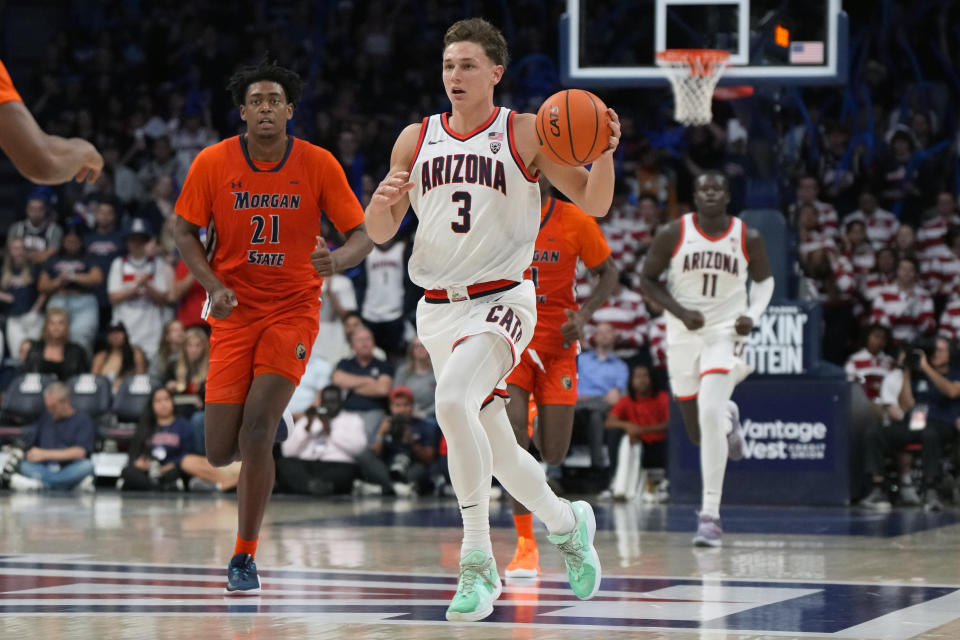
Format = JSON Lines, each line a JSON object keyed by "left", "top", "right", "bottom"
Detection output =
{"left": 488, "top": 131, "right": 504, "bottom": 141}
{"left": 790, "top": 41, "right": 824, "bottom": 64}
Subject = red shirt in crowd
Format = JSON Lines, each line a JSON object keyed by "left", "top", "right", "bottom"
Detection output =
{"left": 609, "top": 390, "right": 670, "bottom": 444}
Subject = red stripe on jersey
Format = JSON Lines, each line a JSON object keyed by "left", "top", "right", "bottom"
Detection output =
{"left": 741, "top": 221, "right": 751, "bottom": 262}
{"left": 507, "top": 111, "right": 539, "bottom": 183}
{"left": 441, "top": 107, "right": 501, "bottom": 141}
{"left": 671, "top": 218, "right": 685, "bottom": 257}
{"left": 700, "top": 368, "right": 730, "bottom": 377}
{"left": 407, "top": 117, "right": 429, "bottom": 173}
{"left": 692, "top": 214, "right": 735, "bottom": 242}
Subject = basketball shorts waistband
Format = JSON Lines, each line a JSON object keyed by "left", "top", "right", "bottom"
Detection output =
{"left": 424, "top": 279, "right": 520, "bottom": 304}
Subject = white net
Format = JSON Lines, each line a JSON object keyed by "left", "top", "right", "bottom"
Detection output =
{"left": 656, "top": 50, "right": 730, "bottom": 127}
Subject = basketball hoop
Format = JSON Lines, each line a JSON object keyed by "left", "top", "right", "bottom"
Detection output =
{"left": 656, "top": 49, "right": 730, "bottom": 126}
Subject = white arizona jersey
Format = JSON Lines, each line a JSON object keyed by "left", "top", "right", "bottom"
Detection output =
{"left": 665, "top": 213, "right": 750, "bottom": 336}
{"left": 406, "top": 107, "right": 540, "bottom": 289}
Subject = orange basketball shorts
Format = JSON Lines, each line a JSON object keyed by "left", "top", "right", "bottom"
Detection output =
{"left": 205, "top": 305, "right": 319, "bottom": 404}
{"left": 505, "top": 348, "right": 578, "bottom": 406}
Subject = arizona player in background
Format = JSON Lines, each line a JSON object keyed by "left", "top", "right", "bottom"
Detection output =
{"left": 0, "top": 57, "right": 103, "bottom": 184}
{"left": 640, "top": 172, "right": 773, "bottom": 547}
{"left": 503, "top": 176, "right": 617, "bottom": 579}
{"left": 173, "top": 59, "right": 373, "bottom": 594}
{"left": 366, "top": 18, "right": 619, "bottom": 622}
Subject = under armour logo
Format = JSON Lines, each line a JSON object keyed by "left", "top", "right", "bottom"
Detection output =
{"left": 231, "top": 181, "right": 243, "bottom": 189}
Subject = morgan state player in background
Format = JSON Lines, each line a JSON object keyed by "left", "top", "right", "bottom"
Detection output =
{"left": 365, "top": 18, "right": 619, "bottom": 622}
{"left": 503, "top": 176, "right": 618, "bottom": 579}
{"left": 173, "top": 59, "right": 372, "bottom": 594}
{"left": 640, "top": 171, "right": 773, "bottom": 547}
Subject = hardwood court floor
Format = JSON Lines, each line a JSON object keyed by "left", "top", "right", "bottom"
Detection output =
{"left": 1, "top": 492, "right": 959, "bottom": 639}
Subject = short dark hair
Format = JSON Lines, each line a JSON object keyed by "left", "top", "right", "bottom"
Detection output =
{"left": 444, "top": 18, "right": 509, "bottom": 67}
{"left": 226, "top": 57, "right": 303, "bottom": 107}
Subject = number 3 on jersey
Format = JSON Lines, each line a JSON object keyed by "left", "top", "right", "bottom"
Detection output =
{"left": 451, "top": 191, "right": 471, "bottom": 233}
{"left": 250, "top": 214, "right": 280, "bottom": 244}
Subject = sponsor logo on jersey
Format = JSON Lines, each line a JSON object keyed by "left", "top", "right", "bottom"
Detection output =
{"left": 296, "top": 342, "right": 306, "bottom": 360}
{"left": 681, "top": 250, "right": 740, "bottom": 275}
{"left": 420, "top": 154, "right": 508, "bottom": 196}
{"left": 561, "top": 375, "right": 572, "bottom": 389}
{"left": 232, "top": 191, "right": 302, "bottom": 210}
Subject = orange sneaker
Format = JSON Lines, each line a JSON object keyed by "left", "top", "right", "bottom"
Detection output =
{"left": 505, "top": 536, "right": 540, "bottom": 578}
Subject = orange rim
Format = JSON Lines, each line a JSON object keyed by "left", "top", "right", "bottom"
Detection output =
{"left": 656, "top": 49, "right": 730, "bottom": 77}
{"left": 714, "top": 85, "right": 754, "bottom": 100}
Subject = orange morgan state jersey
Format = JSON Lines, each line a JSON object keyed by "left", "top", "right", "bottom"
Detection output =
{"left": 0, "top": 58, "right": 23, "bottom": 105}
{"left": 524, "top": 196, "right": 611, "bottom": 355}
{"left": 175, "top": 135, "right": 364, "bottom": 326}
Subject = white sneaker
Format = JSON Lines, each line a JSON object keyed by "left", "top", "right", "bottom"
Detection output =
{"left": 392, "top": 481, "right": 415, "bottom": 498}
{"left": 9, "top": 473, "right": 43, "bottom": 491}
{"left": 74, "top": 475, "right": 96, "bottom": 493}
{"left": 352, "top": 479, "right": 383, "bottom": 496}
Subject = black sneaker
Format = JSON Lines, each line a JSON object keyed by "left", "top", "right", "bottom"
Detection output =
{"left": 225, "top": 553, "right": 261, "bottom": 595}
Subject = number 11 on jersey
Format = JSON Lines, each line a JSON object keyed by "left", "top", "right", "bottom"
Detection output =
{"left": 702, "top": 273, "right": 718, "bottom": 297}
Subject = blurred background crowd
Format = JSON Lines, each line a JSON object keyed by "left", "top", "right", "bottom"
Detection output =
{"left": 2, "top": 0, "right": 960, "bottom": 504}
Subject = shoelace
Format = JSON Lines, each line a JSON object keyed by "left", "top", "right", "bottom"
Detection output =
{"left": 456, "top": 558, "right": 494, "bottom": 595}
{"left": 230, "top": 561, "right": 255, "bottom": 584}
{"left": 556, "top": 529, "right": 584, "bottom": 577}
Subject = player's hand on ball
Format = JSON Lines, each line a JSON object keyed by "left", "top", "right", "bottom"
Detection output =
{"left": 680, "top": 309, "right": 705, "bottom": 331}
{"left": 560, "top": 308, "right": 586, "bottom": 347}
{"left": 311, "top": 236, "right": 338, "bottom": 276}
{"left": 371, "top": 171, "right": 415, "bottom": 207}
{"left": 209, "top": 286, "right": 238, "bottom": 319}
{"left": 735, "top": 316, "right": 754, "bottom": 336}
{"left": 602, "top": 108, "right": 621, "bottom": 156}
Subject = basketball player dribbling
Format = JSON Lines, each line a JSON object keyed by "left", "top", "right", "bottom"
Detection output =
{"left": 503, "top": 176, "right": 618, "bottom": 579}
{"left": 365, "top": 18, "right": 620, "bottom": 621}
{"left": 173, "top": 60, "right": 373, "bottom": 593}
{"left": 640, "top": 172, "right": 774, "bottom": 547}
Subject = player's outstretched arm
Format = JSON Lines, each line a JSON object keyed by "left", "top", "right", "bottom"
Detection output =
{"left": 0, "top": 100, "right": 103, "bottom": 185}
{"left": 735, "top": 229, "right": 774, "bottom": 336}
{"left": 639, "top": 221, "right": 704, "bottom": 331}
{"left": 524, "top": 109, "right": 621, "bottom": 217}
{"left": 365, "top": 123, "right": 420, "bottom": 244}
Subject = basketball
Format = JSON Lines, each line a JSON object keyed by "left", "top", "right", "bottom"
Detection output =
{"left": 535, "top": 89, "right": 610, "bottom": 166}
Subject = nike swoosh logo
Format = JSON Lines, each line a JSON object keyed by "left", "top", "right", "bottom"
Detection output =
{"left": 427, "top": 139, "right": 444, "bottom": 145}
{"left": 461, "top": 503, "right": 478, "bottom": 510}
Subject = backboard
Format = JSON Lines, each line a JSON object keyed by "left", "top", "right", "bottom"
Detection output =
{"left": 560, "top": 0, "right": 848, "bottom": 87}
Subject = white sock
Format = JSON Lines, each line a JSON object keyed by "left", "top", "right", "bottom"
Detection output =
{"left": 900, "top": 473, "right": 913, "bottom": 487}
{"left": 480, "top": 398, "right": 575, "bottom": 535}
{"left": 699, "top": 373, "right": 735, "bottom": 519}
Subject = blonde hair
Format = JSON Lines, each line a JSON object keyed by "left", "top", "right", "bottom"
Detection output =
{"left": 1, "top": 237, "right": 33, "bottom": 291}
{"left": 41, "top": 307, "right": 71, "bottom": 343}
{"left": 173, "top": 327, "right": 209, "bottom": 391}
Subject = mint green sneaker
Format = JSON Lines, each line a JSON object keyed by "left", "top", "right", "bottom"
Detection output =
{"left": 547, "top": 499, "right": 602, "bottom": 599}
{"left": 445, "top": 549, "right": 503, "bottom": 622}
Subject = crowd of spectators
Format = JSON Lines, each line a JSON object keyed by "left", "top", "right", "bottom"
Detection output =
{"left": 1, "top": 1, "right": 960, "bottom": 505}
